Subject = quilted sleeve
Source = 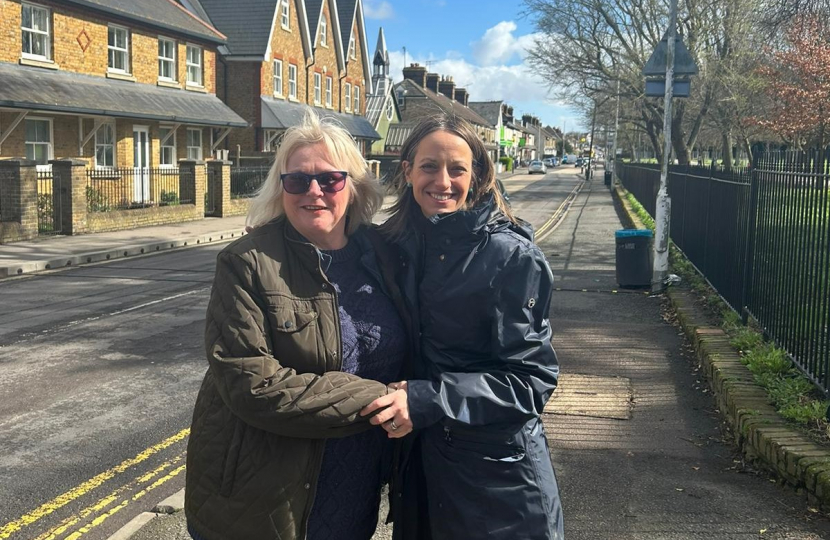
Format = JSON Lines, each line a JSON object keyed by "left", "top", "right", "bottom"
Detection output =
{"left": 204, "top": 250, "right": 389, "bottom": 439}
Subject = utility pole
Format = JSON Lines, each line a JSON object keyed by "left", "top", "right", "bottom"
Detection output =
{"left": 652, "top": 0, "right": 678, "bottom": 292}
{"left": 611, "top": 78, "right": 621, "bottom": 181}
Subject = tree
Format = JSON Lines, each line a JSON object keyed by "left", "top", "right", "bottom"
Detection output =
{"left": 750, "top": 19, "right": 830, "bottom": 150}
{"left": 522, "top": 0, "right": 767, "bottom": 166}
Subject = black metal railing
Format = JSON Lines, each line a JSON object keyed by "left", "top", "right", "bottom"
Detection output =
{"left": 231, "top": 166, "right": 270, "bottom": 199}
{"left": 86, "top": 168, "right": 189, "bottom": 211}
{"left": 620, "top": 151, "right": 830, "bottom": 393}
{"left": 36, "top": 169, "right": 62, "bottom": 235}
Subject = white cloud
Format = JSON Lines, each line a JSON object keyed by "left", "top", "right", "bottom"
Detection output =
{"left": 363, "top": 0, "right": 394, "bottom": 19}
{"left": 471, "top": 21, "right": 540, "bottom": 66}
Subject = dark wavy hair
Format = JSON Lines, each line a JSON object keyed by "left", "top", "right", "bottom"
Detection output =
{"left": 382, "top": 113, "right": 514, "bottom": 238}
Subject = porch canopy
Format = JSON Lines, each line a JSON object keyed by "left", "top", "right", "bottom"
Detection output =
{"left": 0, "top": 63, "right": 247, "bottom": 127}
{"left": 260, "top": 97, "right": 381, "bottom": 141}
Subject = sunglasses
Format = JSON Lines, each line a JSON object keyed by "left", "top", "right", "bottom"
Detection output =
{"left": 280, "top": 171, "right": 348, "bottom": 194}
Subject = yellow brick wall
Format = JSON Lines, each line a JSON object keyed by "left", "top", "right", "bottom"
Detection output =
{"left": 307, "top": 2, "right": 339, "bottom": 110}
{"left": 223, "top": 62, "right": 260, "bottom": 153}
{"left": 2, "top": 0, "right": 216, "bottom": 93}
{"left": 265, "top": 0, "right": 307, "bottom": 102}
{"left": 345, "top": 20, "right": 366, "bottom": 116}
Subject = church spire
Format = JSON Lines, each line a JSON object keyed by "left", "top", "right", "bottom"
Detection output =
{"left": 372, "top": 27, "right": 389, "bottom": 78}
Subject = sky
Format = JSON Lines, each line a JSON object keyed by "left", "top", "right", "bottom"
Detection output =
{"left": 361, "top": 0, "right": 583, "bottom": 132}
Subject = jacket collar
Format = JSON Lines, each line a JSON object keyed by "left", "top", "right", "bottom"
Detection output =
{"left": 413, "top": 193, "right": 498, "bottom": 240}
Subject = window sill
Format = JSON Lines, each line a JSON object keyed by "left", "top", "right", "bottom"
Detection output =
{"left": 288, "top": 96, "right": 300, "bottom": 103}
{"left": 274, "top": 93, "right": 284, "bottom": 99}
{"left": 281, "top": 25, "right": 291, "bottom": 32}
{"left": 20, "top": 57, "right": 58, "bottom": 70}
{"left": 185, "top": 84, "right": 207, "bottom": 93}
{"left": 157, "top": 79, "right": 181, "bottom": 89}
{"left": 107, "top": 71, "right": 136, "bottom": 82}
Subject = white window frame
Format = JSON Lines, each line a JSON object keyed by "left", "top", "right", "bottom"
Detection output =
{"left": 288, "top": 64, "right": 297, "bottom": 99}
{"left": 21, "top": 3, "right": 51, "bottom": 61}
{"left": 186, "top": 44, "right": 203, "bottom": 86}
{"left": 273, "top": 59, "right": 283, "bottom": 96}
{"left": 348, "top": 34, "right": 356, "bottom": 59}
{"left": 158, "top": 37, "right": 176, "bottom": 81}
{"left": 353, "top": 86, "right": 360, "bottom": 114}
{"left": 107, "top": 25, "right": 130, "bottom": 73}
{"left": 159, "top": 126, "right": 177, "bottom": 167}
{"left": 280, "top": 0, "right": 290, "bottom": 30}
{"left": 320, "top": 19, "right": 327, "bottom": 47}
{"left": 94, "top": 123, "right": 116, "bottom": 168}
{"left": 313, "top": 72, "right": 321, "bottom": 105}
{"left": 386, "top": 98, "right": 394, "bottom": 121}
{"left": 344, "top": 83, "right": 351, "bottom": 112}
{"left": 325, "top": 76, "right": 332, "bottom": 107}
{"left": 24, "top": 117, "right": 53, "bottom": 168}
{"left": 187, "top": 128, "right": 202, "bottom": 161}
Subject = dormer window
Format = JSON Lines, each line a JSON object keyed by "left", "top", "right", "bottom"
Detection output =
{"left": 320, "top": 19, "right": 327, "bottom": 47}
{"left": 21, "top": 3, "right": 51, "bottom": 61}
{"left": 280, "top": 0, "right": 290, "bottom": 30}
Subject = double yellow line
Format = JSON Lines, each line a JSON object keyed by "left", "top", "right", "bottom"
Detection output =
{"left": 535, "top": 181, "right": 584, "bottom": 243}
{"left": 0, "top": 429, "right": 189, "bottom": 540}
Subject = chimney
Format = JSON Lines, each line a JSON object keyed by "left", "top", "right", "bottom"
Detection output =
{"left": 522, "top": 114, "right": 532, "bottom": 127}
{"left": 438, "top": 76, "right": 456, "bottom": 100}
{"left": 402, "top": 63, "right": 427, "bottom": 87}
{"left": 426, "top": 72, "right": 440, "bottom": 93}
{"left": 454, "top": 88, "right": 469, "bottom": 106}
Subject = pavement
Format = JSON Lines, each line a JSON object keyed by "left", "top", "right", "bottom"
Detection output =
{"left": 5, "top": 167, "right": 830, "bottom": 539}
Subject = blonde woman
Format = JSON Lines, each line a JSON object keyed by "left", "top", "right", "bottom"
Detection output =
{"left": 185, "top": 110, "right": 412, "bottom": 540}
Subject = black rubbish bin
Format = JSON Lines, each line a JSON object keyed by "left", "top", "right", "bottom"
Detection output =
{"left": 604, "top": 170, "right": 612, "bottom": 186}
{"left": 615, "top": 229, "right": 653, "bottom": 288}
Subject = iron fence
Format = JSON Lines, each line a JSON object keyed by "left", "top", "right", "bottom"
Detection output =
{"left": 86, "top": 168, "right": 188, "bottom": 212}
{"left": 620, "top": 151, "right": 830, "bottom": 393}
{"left": 231, "top": 166, "right": 270, "bottom": 199}
{"left": 37, "top": 169, "right": 62, "bottom": 235}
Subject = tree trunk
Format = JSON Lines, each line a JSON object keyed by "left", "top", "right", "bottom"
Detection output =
{"left": 721, "top": 131, "right": 734, "bottom": 168}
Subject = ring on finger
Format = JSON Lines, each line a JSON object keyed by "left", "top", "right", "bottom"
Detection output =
{"left": 390, "top": 420, "right": 399, "bottom": 431}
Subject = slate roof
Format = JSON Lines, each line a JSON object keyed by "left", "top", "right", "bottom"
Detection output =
{"left": 63, "top": 0, "right": 225, "bottom": 43}
{"left": 366, "top": 78, "right": 391, "bottom": 126}
{"left": 0, "top": 62, "right": 247, "bottom": 127}
{"left": 196, "top": 0, "right": 280, "bottom": 55}
{"left": 337, "top": 0, "right": 357, "bottom": 55}
{"left": 260, "top": 98, "right": 380, "bottom": 140}
{"left": 467, "top": 100, "right": 503, "bottom": 127}
{"left": 305, "top": 0, "right": 324, "bottom": 45}
{"left": 394, "top": 79, "right": 491, "bottom": 128}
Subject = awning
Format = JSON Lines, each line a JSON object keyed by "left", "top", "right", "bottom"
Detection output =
{"left": 0, "top": 62, "right": 247, "bottom": 127}
{"left": 384, "top": 124, "right": 415, "bottom": 148}
{"left": 261, "top": 98, "right": 380, "bottom": 140}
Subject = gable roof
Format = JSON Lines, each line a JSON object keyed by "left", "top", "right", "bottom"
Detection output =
{"left": 337, "top": 0, "right": 372, "bottom": 88}
{"left": 196, "top": 0, "right": 279, "bottom": 55}
{"left": 394, "top": 79, "right": 491, "bottom": 128}
{"left": 307, "top": 0, "right": 345, "bottom": 70}
{"left": 467, "top": 100, "right": 503, "bottom": 127}
{"left": 63, "top": 0, "right": 225, "bottom": 43}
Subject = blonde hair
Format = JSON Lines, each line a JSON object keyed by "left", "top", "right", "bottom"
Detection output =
{"left": 246, "top": 109, "right": 382, "bottom": 234}
{"left": 383, "top": 113, "right": 513, "bottom": 239}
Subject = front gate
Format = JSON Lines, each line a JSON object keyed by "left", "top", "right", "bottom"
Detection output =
{"left": 36, "top": 169, "right": 62, "bottom": 235}
{"left": 205, "top": 166, "right": 217, "bottom": 216}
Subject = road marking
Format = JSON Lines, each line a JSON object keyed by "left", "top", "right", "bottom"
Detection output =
{"left": 62, "top": 464, "right": 186, "bottom": 540}
{"left": 33, "top": 454, "right": 186, "bottom": 540}
{"left": 0, "top": 429, "right": 189, "bottom": 539}
{"left": 535, "top": 181, "right": 584, "bottom": 242}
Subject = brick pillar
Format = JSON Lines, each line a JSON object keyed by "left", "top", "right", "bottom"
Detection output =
{"left": 50, "top": 159, "right": 88, "bottom": 235}
{"left": 0, "top": 159, "right": 38, "bottom": 242}
{"left": 207, "top": 160, "right": 231, "bottom": 217}
{"left": 178, "top": 160, "right": 206, "bottom": 212}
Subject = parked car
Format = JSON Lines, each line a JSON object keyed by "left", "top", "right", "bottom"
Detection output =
{"left": 543, "top": 158, "right": 556, "bottom": 168}
{"left": 574, "top": 157, "right": 584, "bottom": 167}
{"left": 528, "top": 160, "right": 547, "bottom": 174}
{"left": 496, "top": 178, "right": 511, "bottom": 207}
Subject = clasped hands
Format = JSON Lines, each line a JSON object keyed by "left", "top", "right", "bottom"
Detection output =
{"left": 360, "top": 381, "right": 411, "bottom": 438}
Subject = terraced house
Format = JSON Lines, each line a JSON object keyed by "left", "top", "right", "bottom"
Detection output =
{"left": 195, "top": 0, "right": 379, "bottom": 162}
{"left": 0, "top": 0, "right": 246, "bottom": 242}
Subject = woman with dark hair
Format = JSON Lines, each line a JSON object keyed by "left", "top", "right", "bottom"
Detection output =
{"left": 363, "top": 114, "right": 564, "bottom": 539}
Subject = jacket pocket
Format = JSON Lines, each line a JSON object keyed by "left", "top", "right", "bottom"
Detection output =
{"left": 219, "top": 419, "right": 247, "bottom": 497}
{"left": 443, "top": 425, "right": 526, "bottom": 462}
{"left": 264, "top": 302, "right": 323, "bottom": 372}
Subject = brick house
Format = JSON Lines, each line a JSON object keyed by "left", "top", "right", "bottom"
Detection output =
{"left": 388, "top": 64, "right": 498, "bottom": 162}
{"left": 195, "top": 0, "right": 379, "bottom": 162}
{"left": 0, "top": 0, "right": 246, "bottom": 171}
